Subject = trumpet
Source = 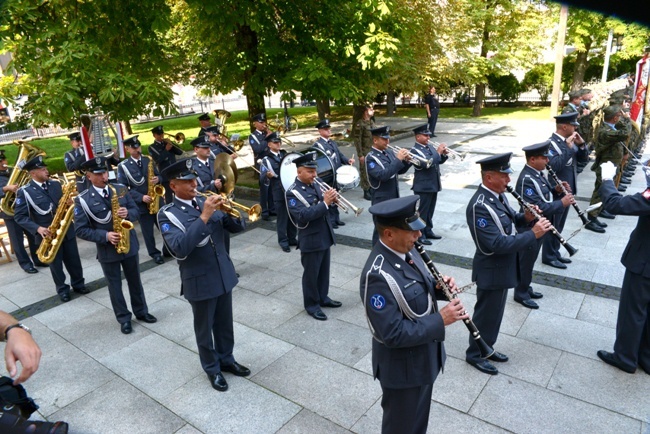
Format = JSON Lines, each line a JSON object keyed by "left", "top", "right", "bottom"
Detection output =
{"left": 164, "top": 132, "right": 186, "bottom": 145}
{"left": 195, "top": 190, "right": 262, "bottom": 222}
{"left": 313, "top": 178, "right": 364, "bottom": 217}
{"left": 387, "top": 144, "right": 430, "bottom": 168}
{"left": 427, "top": 140, "right": 466, "bottom": 160}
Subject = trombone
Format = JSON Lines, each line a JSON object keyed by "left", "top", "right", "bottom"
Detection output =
{"left": 313, "top": 178, "right": 364, "bottom": 217}
{"left": 195, "top": 190, "right": 262, "bottom": 222}
{"left": 164, "top": 132, "right": 186, "bottom": 145}
{"left": 427, "top": 140, "right": 466, "bottom": 161}
{"left": 387, "top": 144, "right": 430, "bottom": 168}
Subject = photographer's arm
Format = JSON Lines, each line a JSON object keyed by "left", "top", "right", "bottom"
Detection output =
{"left": 1, "top": 311, "right": 41, "bottom": 385}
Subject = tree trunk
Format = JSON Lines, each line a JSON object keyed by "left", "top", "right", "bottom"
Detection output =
{"left": 473, "top": 84, "right": 485, "bottom": 117}
{"left": 245, "top": 91, "right": 266, "bottom": 132}
{"left": 316, "top": 98, "right": 330, "bottom": 119}
{"left": 571, "top": 42, "right": 591, "bottom": 91}
{"left": 123, "top": 120, "right": 133, "bottom": 135}
{"left": 386, "top": 90, "right": 396, "bottom": 116}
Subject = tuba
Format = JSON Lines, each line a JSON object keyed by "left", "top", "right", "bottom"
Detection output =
{"left": 147, "top": 159, "right": 165, "bottom": 215}
{"left": 212, "top": 109, "right": 232, "bottom": 137}
{"left": 36, "top": 173, "right": 77, "bottom": 264}
{"left": 108, "top": 184, "right": 134, "bottom": 254}
{"left": 0, "top": 141, "right": 47, "bottom": 216}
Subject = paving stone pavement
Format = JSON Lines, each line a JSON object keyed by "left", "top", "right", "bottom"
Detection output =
{"left": 2, "top": 116, "right": 650, "bottom": 433}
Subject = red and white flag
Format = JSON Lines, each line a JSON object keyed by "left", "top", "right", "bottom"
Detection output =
{"left": 630, "top": 53, "right": 649, "bottom": 126}
{"left": 80, "top": 126, "right": 94, "bottom": 160}
{"left": 115, "top": 121, "right": 126, "bottom": 159}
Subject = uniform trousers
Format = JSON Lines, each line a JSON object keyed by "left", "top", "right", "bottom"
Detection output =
{"left": 466, "top": 288, "right": 508, "bottom": 363}
{"left": 189, "top": 293, "right": 235, "bottom": 375}
{"left": 273, "top": 190, "right": 296, "bottom": 249}
{"left": 415, "top": 191, "right": 438, "bottom": 237}
{"left": 100, "top": 256, "right": 148, "bottom": 323}
{"left": 259, "top": 180, "right": 275, "bottom": 218}
{"left": 2, "top": 218, "right": 34, "bottom": 270}
{"left": 138, "top": 212, "right": 161, "bottom": 258}
{"left": 46, "top": 237, "right": 85, "bottom": 295}
{"left": 613, "top": 270, "right": 650, "bottom": 371}
{"left": 515, "top": 237, "right": 543, "bottom": 301}
{"left": 301, "top": 248, "right": 331, "bottom": 313}
{"left": 381, "top": 384, "right": 433, "bottom": 434}
{"left": 542, "top": 207, "right": 569, "bottom": 263}
{"left": 427, "top": 109, "right": 439, "bottom": 135}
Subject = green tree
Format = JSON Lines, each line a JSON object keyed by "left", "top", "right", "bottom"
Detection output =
{"left": 521, "top": 63, "right": 554, "bottom": 102}
{"left": 487, "top": 73, "right": 521, "bottom": 103}
{"left": 0, "top": 0, "right": 179, "bottom": 128}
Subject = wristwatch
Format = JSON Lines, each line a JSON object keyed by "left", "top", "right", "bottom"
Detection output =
{"left": 4, "top": 323, "right": 31, "bottom": 340}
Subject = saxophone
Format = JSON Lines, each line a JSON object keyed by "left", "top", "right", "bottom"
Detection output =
{"left": 147, "top": 158, "right": 165, "bottom": 214}
{"left": 108, "top": 184, "right": 134, "bottom": 254}
{"left": 35, "top": 173, "right": 77, "bottom": 264}
{"left": 0, "top": 141, "right": 47, "bottom": 216}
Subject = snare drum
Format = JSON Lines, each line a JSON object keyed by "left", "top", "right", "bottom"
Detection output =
{"left": 336, "top": 166, "right": 360, "bottom": 192}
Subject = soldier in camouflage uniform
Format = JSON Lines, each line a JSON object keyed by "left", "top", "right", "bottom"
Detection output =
{"left": 355, "top": 105, "right": 375, "bottom": 201}
{"left": 586, "top": 105, "right": 630, "bottom": 231}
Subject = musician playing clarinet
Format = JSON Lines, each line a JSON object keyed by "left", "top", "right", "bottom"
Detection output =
{"left": 514, "top": 141, "right": 573, "bottom": 309}
{"left": 360, "top": 195, "right": 466, "bottom": 434}
{"left": 465, "top": 153, "right": 550, "bottom": 375}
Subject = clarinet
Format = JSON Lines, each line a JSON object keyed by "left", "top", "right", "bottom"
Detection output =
{"left": 545, "top": 164, "right": 589, "bottom": 225}
{"left": 506, "top": 185, "right": 578, "bottom": 257}
{"left": 414, "top": 242, "right": 495, "bottom": 359}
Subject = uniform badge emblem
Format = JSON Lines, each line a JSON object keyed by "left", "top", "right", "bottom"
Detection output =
{"left": 15, "top": 198, "right": 22, "bottom": 205}
{"left": 95, "top": 157, "right": 101, "bottom": 165}
{"left": 161, "top": 223, "right": 170, "bottom": 233}
{"left": 370, "top": 294, "right": 386, "bottom": 311}
{"left": 525, "top": 188, "right": 534, "bottom": 196}
{"left": 369, "top": 162, "right": 376, "bottom": 169}
{"left": 186, "top": 159, "right": 193, "bottom": 169}
{"left": 477, "top": 218, "right": 488, "bottom": 228}
{"left": 74, "top": 207, "right": 80, "bottom": 215}
{"left": 289, "top": 198, "right": 296, "bottom": 207}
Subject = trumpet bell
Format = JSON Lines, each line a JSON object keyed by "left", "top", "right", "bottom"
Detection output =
{"left": 248, "top": 204, "right": 262, "bottom": 222}
{"left": 175, "top": 133, "right": 186, "bottom": 144}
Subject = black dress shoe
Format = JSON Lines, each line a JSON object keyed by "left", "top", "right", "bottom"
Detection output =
{"left": 269, "top": 212, "right": 278, "bottom": 217}
{"left": 335, "top": 221, "right": 346, "bottom": 226}
{"left": 136, "top": 313, "right": 157, "bottom": 323}
{"left": 620, "top": 179, "right": 631, "bottom": 185}
{"left": 73, "top": 286, "right": 90, "bottom": 294}
{"left": 221, "top": 362, "right": 251, "bottom": 377}
{"left": 639, "top": 364, "right": 650, "bottom": 375}
{"left": 282, "top": 246, "right": 291, "bottom": 253}
{"left": 208, "top": 373, "right": 228, "bottom": 391}
{"left": 514, "top": 298, "right": 539, "bottom": 309}
{"left": 309, "top": 310, "right": 328, "bottom": 321}
{"left": 425, "top": 233, "right": 442, "bottom": 240}
{"left": 528, "top": 290, "right": 543, "bottom": 299}
{"left": 59, "top": 292, "right": 71, "bottom": 302}
{"left": 543, "top": 260, "right": 567, "bottom": 269}
{"left": 121, "top": 321, "right": 132, "bottom": 334}
{"left": 262, "top": 216, "right": 271, "bottom": 221}
{"left": 618, "top": 185, "right": 627, "bottom": 192}
{"left": 23, "top": 266, "right": 38, "bottom": 274}
{"left": 487, "top": 351, "right": 509, "bottom": 363}
{"left": 320, "top": 299, "right": 342, "bottom": 308}
{"left": 599, "top": 210, "right": 615, "bottom": 219}
{"left": 592, "top": 217, "right": 607, "bottom": 228}
{"left": 596, "top": 350, "right": 635, "bottom": 373}
{"left": 585, "top": 221, "right": 606, "bottom": 233}
{"left": 557, "top": 257, "right": 572, "bottom": 264}
{"left": 418, "top": 238, "right": 432, "bottom": 245}
{"left": 466, "top": 359, "right": 498, "bottom": 375}
{"left": 34, "top": 261, "right": 49, "bottom": 268}
{"left": 153, "top": 255, "right": 164, "bottom": 264}
{"left": 332, "top": 223, "right": 339, "bottom": 229}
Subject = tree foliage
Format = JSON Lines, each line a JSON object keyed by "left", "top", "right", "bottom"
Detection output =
{"left": 521, "top": 63, "right": 554, "bottom": 102}
{"left": 487, "top": 72, "right": 522, "bottom": 103}
{"left": 0, "top": 0, "right": 179, "bottom": 127}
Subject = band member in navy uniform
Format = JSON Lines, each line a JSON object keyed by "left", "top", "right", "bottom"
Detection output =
{"left": 465, "top": 153, "right": 551, "bottom": 375}
{"left": 117, "top": 135, "right": 164, "bottom": 265}
{"left": 205, "top": 126, "right": 238, "bottom": 160}
{"left": 410, "top": 124, "right": 448, "bottom": 244}
{"left": 596, "top": 161, "right": 650, "bottom": 375}
{"left": 197, "top": 113, "right": 212, "bottom": 139}
{"left": 74, "top": 156, "right": 156, "bottom": 334}
{"left": 14, "top": 156, "right": 87, "bottom": 301}
{"left": 0, "top": 151, "right": 38, "bottom": 273}
{"left": 311, "top": 118, "right": 355, "bottom": 228}
{"left": 157, "top": 158, "right": 250, "bottom": 391}
{"left": 542, "top": 112, "right": 590, "bottom": 267}
{"left": 366, "top": 126, "right": 412, "bottom": 246}
{"left": 248, "top": 113, "right": 275, "bottom": 220}
{"left": 190, "top": 138, "right": 221, "bottom": 194}
{"left": 361, "top": 195, "right": 467, "bottom": 434}
{"left": 63, "top": 132, "right": 88, "bottom": 193}
{"left": 285, "top": 152, "right": 341, "bottom": 321}
{"left": 148, "top": 125, "right": 183, "bottom": 204}
{"left": 261, "top": 132, "right": 296, "bottom": 252}
{"left": 514, "top": 141, "right": 573, "bottom": 309}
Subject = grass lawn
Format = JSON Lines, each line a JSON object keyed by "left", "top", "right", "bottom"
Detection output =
{"left": 0, "top": 105, "right": 551, "bottom": 174}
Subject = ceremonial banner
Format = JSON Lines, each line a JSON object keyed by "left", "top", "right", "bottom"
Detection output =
{"left": 630, "top": 53, "right": 649, "bottom": 125}
{"left": 80, "top": 126, "right": 95, "bottom": 160}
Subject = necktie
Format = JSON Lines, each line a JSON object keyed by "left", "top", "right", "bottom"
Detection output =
{"left": 192, "top": 200, "right": 200, "bottom": 211}
{"left": 405, "top": 253, "right": 418, "bottom": 270}
{"left": 103, "top": 188, "right": 109, "bottom": 199}
{"left": 499, "top": 195, "right": 507, "bottom": 207}
{"left": 137, "top": 160, "right": 142, "bottom": 169}
{"left": 42, "top": 182, "right": 48, "bottom": 191}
